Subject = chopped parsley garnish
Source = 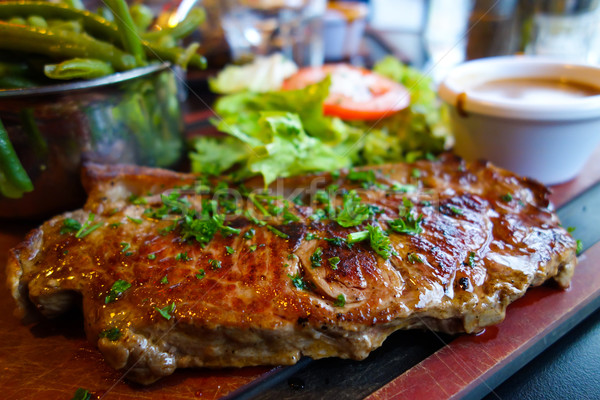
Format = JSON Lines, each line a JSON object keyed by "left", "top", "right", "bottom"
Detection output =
{"left": 467, "top": 251, "right": 476, "bottom": 267}
{"left": 391, "top": 182, "right": 417, "bottom": 193}
{"left": 225, "top": 246, "right": 235, "bottom": 255}
{"left": 105, "top": 279, "right": 132, "bottom": 304}
{"left": 71, "top": 388, "right": 91, "bottom": 400}
{"left": 305, "top": 232, "right": 319, "bottom": 241}
{"left": 336, "top": 190, "right": 373, "bottom": 227}
{"left": 407, "top": 253, "right": 424, "bottom": 264}
{"left": 411, "top": 168, "right": 421, "bottom": 179}
{"left": 567, "top": 226, "right": 576, "bottom": 233}
{"left": 75, "top": 213, "right": 103, "bottom": 238}
{"left": 196, "top": 269, "right": 206, "bottom": 280}
{"left": 160, "top": 275, "right": 168, "bottom": 284}
{"left": 249, "top": 193, "right": 272, "bottom": 217}
{"left": 348, "top": 169, "right": 376, "bottom": 187}
{"left": 448, "top": 205, "right": 463, "bottom": 215}
{"left": 328, "top": 256, "right": 341, "bottom": 270}
{"left": 128, "top": 194, "right": 148, "bottom": 205}
{"left": 120, "top": 242, "right": 130, "bottom": 254}
{"left": 109, "top": 222, "right": 122, "bottom": 229}
{"left": 501, "top": 193, "right": 513, "bottom": 202}
{"left": 127, "top": 216, "right": 143, "bottom": 224}
{"left": 288, "top": 273, "right": 308, "bottom": 290}
{"left": 576, "top": 239, "right": 583, "bottom": 254}
{"left": 309, "top": 208, "right": 327, "bottom": 222}
{"left": 267, "top": 225, "right": 289, "bottom": 239}
{"left": 325, "top": 237, "right": 346, "bottom": 247}
{"left": 150, "top": 193, "right": 240, "bottom": 246}
{"left": 282, "top": 205, "right": 300, "bottom": 224}
{"left": 334, "top": 294, "right": 346, "bottom": 307}
{"left": 292, "top": 195, "right": 304, "bottom": 206}
{"left": 310, "top": 247, "right": 323, "bottom": 267}
{"left": 389, "top": 197, "right": 423, "bottom": 236}
{"left": 99, "top": 327, "right": 121, "bottom": 341}
{"left": 366, "top": 225, "right": 394, "bottom": 259}
{"left": 347, "top": 225, "right": 394, "bottom": 259}
{"left": 60, "top": 218, "right": 81, "bottom": 234}
{"left": 243, "top": 228, "right": 255, "bottom": 239}
{"left": 248, "top": 244, "right": 258, "bottom": 252}
{"left": 175, "top": 252, "right": 190, "bottom": 261}
{"left": 209, "top": 259, "right": 222, "bottom": 270}
{"left": 315, "top": 190, "right": 329, "bottom": 204}
{"left": 155, "top": 302, "right": 176, "bottom": 320}
{"left": 147, "top": 254, "right": 156, "bottom": 260}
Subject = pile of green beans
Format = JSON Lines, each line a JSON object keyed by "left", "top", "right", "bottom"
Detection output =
{"left": 0, "top": 0, "right": 207, "bottom": 85}
{"left": 0, "top": 0, "right": 207, "bottom": 199}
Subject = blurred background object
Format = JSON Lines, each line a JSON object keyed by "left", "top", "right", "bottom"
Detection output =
{"left": 218, "top": 0, "right": 325, "bottom": 66}
{"left": 323, "top": 1, "right": 368, "bottom": 62}
{"left": 524, "top": 0, "right": 600, "bottom": 63}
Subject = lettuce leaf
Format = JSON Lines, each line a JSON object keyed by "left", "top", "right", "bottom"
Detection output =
{"left": 190, "top": 57, "right": 451, "bottom": 184}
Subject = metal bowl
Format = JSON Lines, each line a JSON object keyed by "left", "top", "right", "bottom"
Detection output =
{"left": 0, "top": 63, "right": 185, "bottom": 219}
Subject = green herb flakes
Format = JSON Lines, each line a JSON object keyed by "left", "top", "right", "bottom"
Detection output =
{"left": 411, "top": 168, "right": 421, "bottom": 179}
{"left": 160, "top": 275, "right": 168, "bottom": 284}
{"left": 501, "top": 193, "right": 513, "bottom": 202}
{"left": 209, "top": 259, "right": 222, "bottom": 270}
{"left": 155, "top": 302, "right": 176, "bottom": 320}
{"left": 328, "top": 256, "right": 341, "bottom": 270}
{"left": 407, "top": 253, "right": 424, "bottom": 264}
{"left": 334, "top": 294, "right": 346, "bottom": 307}
{"left": 243, "top": 228, "right": 256, "bottom": 239}
{"left": 60, "top": 218, "right": 81, "bottom": 234}
{"left": 147, "top": 254, "right": 156, "bottom": 260}
{"left": 75, "top": 213, "right": 103, "bottom": 238}
{"left": 71, "top": 388, "right": 91, "bottom": 400}
{"left": 105, "top": 280, "right": 132, "bottom": 304}
{"left": 176, "top": 252, "right": 190, "bottom": 261}
{"left": 226, "top": 246, "right": 235, "bottom": 255}
{"left": 336, "top": 190, "right": 373, "bottom": 227}
{"left": 467, "top": 251, "right": 476, "bottom": 267}
{"left": 120, "top": 242, "right": 131, "bottom": 254}
{"left": 196, "top": 269, "right": 206, "bottom": 280}
{"left": 348, "top": 169, "right": 376, "bottom": 186}
{"left": 288, "top": 273, "right": 307, "bottom": 290}
{"left": 99, "top": 327, "right": 121, "bottom": 341}
{"left": 311, "top": 247, "right": 323, "bottom": 267}
{"left": 127, "top": 216, "right": 143, "bottom": 224}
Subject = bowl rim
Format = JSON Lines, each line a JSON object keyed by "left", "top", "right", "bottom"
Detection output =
{"left": 0, "top": 62, "right": 173, "bottom": 98}
{"left": 438, "top": 55, "right": 600, "bottom": 121}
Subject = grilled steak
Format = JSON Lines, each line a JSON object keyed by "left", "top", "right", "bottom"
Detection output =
{"left": 7, "top": 155, "right": 577, "bottom": 384}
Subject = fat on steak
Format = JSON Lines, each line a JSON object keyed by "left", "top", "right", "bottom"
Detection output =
{"left": 6, "top": 155, "right": 577, "bottom": 384}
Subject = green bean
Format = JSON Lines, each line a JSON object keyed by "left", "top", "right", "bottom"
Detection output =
{"left": 0, "top": 119, "right": 33, "bottom": 199}
{"left": 47, "top": 18, "right": 83, "bottom": 33}
{"left": 60, "top": 0, "right": 85, "bottom": 11}
{"left": 144, "top": 41, "right": 207, "bottom": 70}
{"left": 143, "top": 8, "right": 206, "bottom": 41}
{"left": 103, "top": 0, "right": 145, "bottom": 66}
{"left": 26, "top": 15, "right": 47, "bottom": 28}
{"left": 0, "top": 75, "right": 39, "bottom": 89}
{"left": 44, "top": 58, "right": 115, "bottom": 80}
{"left": 7, "top": 16, "right": 25, "bottom": 25}
{"left": 0, "top": 1, "right": 119, "bottom": 43}
{"left": 130, "top": 3, "right": 153, "bottom": 33}
{"left": 0, "top": 22, "right": 136, "bottom": 71}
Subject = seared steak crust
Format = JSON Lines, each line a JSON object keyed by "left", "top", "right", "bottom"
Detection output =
{"left": 7, "top": 155, "right": 577, "bottom": 384}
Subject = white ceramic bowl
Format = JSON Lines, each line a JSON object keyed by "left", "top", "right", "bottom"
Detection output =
{"left": 438, "top": 56, "right": 600, "bottom": 185}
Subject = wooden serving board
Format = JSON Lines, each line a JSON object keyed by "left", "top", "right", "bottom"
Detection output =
{"left": 1, "top": 147, "right": 599, "bottom": 400}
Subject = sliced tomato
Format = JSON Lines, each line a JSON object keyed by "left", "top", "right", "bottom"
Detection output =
{"left": 282, "top": 64, "right": 410, "bottom": 121}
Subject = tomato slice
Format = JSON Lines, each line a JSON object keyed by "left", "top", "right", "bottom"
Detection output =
{"left": 282, "top": 64, "right": 410, "bottom": 121}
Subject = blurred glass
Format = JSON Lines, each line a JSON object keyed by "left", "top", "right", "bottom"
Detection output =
{"left": 524, "top": 0, "right": 600, "bottom": 63}
{"left": 219, "top": 0, "right": 325, "bottom": 66}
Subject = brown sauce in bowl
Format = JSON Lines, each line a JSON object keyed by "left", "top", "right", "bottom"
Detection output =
{"left": 470, "top": 78, "right": 600, "bottom": 104}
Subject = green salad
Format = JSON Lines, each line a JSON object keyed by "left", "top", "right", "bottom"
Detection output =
{"left": 190, "top": 56, "right": 452, "bottom": 185}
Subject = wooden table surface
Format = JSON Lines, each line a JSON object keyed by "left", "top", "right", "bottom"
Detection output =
{"left": 1, "top": 147, "right": 599, "bottom": 400}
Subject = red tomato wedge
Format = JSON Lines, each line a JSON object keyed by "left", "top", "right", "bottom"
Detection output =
{"left": 282, "top": 64, "right": 410, "bottom": 121}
